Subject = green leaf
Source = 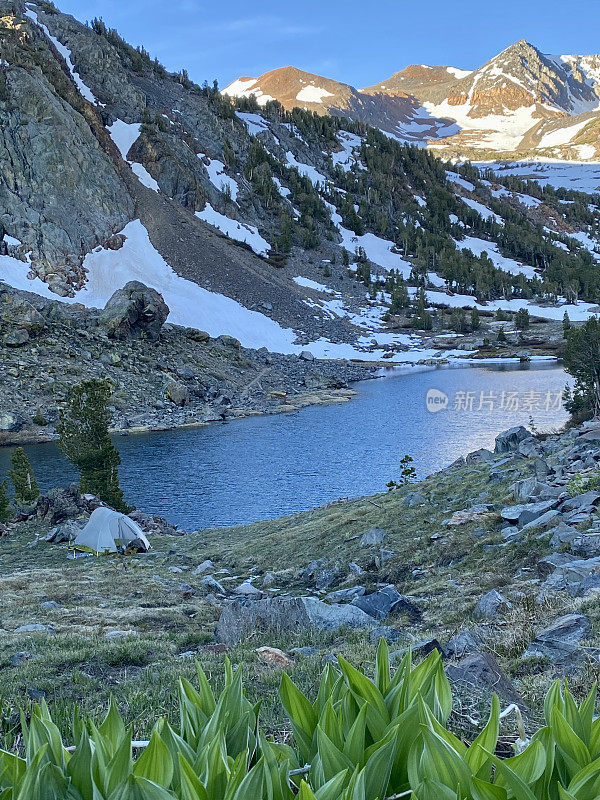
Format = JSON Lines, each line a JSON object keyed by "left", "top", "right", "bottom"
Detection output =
{"left": 66, "top": 731, "right": 94, "bottom": 799}
{"left": 337, "top": 657, "right": 389, "bottom": 742}
{"left": 343, "top": 703, "right": 368, "bottom": 767}
{"left": 280, "top": 673, "right": 318, "bottom": 764}
{"left": 374, "top": 638, "right": 390, "bottom": 695}
{"left": 315, "top": 727, "right": 354, "bottom": 785}
{"left": 178, "top": 754, "right": 208, "bottom": 800}
{"left": 466, "top": 695, "right": 500, "bottom": 777}
{"left": 133, "top": 730, "right": 173, "bottom": 788}
{"left": 362, "top": 731, "right": 395, "bottom": 800}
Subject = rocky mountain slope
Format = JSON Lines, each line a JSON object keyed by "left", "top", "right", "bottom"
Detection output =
{"left": 0, "top": 1, "right": 599, "bottom": 372}
{"left": 227, "top": 41, "right": 600, "bottom": 159}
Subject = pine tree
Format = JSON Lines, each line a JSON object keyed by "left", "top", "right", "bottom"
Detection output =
{"left": 470, "top": 307, "right": 480, "bottom": 331}
{"left": 0, "top": 481, "right": 11, "bottom": 523}
{"left": 9, "top": 447, "right": 39, "bottom": 506}
{"left": 563, "top": 311, "right": 571, "bottom": 338}
{"left": 564, "top": 318, "right": 600, "bottom": 418}
{"left": 515, "top": 308, "right": 530, "bottom": 330}
{"left": 57, "top": 379, "right": 132, "bottom": 513}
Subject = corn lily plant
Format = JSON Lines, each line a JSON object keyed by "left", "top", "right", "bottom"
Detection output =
{"left": 1, "top": 640, "right": 600, "bottom": 800}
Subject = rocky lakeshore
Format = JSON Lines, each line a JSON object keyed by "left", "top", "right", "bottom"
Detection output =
{"left": 0, "top": 282, "right": 373, "bottom": 446}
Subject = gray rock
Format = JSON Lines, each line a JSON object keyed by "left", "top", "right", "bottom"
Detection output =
{"left": 521, "top": 509, "right": 561, "bottom": 531}
{"left": 99, "top": 282, "right": 169, "bottom": 341}
{"left": 466, "top": 449, "right": 494, "bottom": 464}
{"left": 302, "top": 559, "right": 339, "bottom": 590}
{"left": 495, "top": 426, "right": 530, "bottom": 454}
{"left": 45, "top": 520, "right": 82, "bottom": 543}
{"left": 192, "top": 560, "right": 214, "bottom": 575}
{"left": 541, "top": 556, "right": 600, "bottom": 596}
{"left": 444, "top": 629, "right": 485, "bottom": 658}
{"left": 104, "top": 630, "right": 137, "bottom": 640}
{"left": 201, "top": 575, "right": 226, "bottom": 594}
{"left": 473, "top": 589, "right": 511, "bottom": 620}
{"left": 511, "top": 478, "right": 561, "bottom": 502}
{"left": 262, "top": 572, "right": 276, "bottom": 588}
{"left": 40, "top": 601, "right": 61, "bottom": 610}
{"left": 325, "top": 586, "right": 366, "bottom": 603}
{"left": 570, "top": 533, "right": 600, "bottom": 559}
{"left": 523, "top": 614, "right": 592, "bottom": 668}
{"left": 562, "top": 492, "right": 600, "bottom": 512}
{"left": 446, "top": 652, "right": 525, "bottom": 707}
{"left": 14, "top": 624, "right": 55, "bottom": 634}
{"left": 214, "top": 596, "right": 374, "bottom": 645}
{"left": 352, "top": 586, "right": 421, "bottom": 621}
{"left": 165, "top": 380, "right": 189, "bottom": 407}
{"left": 537, "top": 552, "right": 575, "bottom": 579}
{"left": 359, "top": 527, "right": 387, "bottom": 547}
{"left": 233, "top": 582, "right": 262, "bottom": 597}
{"left": 390, "top": 638, "right": 442, "bottom": 660}
{"left": 9, "top": 651, "right": 31, "bottom": 666}
{"left": 549, "top": 521, "right": 580, "bottom": 549}
{"left": 402, "top": 492, "right": 428, "bottom": 507}
{"left": 501, "top": 499, "right": 559, "bottom": 528}
{"left": 4, "top": 329, "right": 29, "bottom": 347}
{"left": 518, "top": 438, "right": 544, "bottom": 459}
{"left": 369, "top": 626, "right": 407, "bottom": 645}
{"left": 299, "top": 350, "right": 315, "bottom": 362}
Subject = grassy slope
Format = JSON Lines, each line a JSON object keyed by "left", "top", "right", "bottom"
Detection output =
{"left": 1, "top": 453, "right": 599, "bottom": 748}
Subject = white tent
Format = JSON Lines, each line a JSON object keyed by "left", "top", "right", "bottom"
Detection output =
{"left": 72, "top": 508, "right": 150, "bottom": 554}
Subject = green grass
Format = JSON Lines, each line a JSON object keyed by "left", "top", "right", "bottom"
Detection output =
{"left": 0, "top": 453, "right": 597, "bottom": 745}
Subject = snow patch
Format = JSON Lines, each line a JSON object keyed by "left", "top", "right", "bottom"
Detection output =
{"left": 296, "top": 85, "right": 334, "bottom": 103}
{"left": 195, "top": 204, "right": 270, "bottom": 256}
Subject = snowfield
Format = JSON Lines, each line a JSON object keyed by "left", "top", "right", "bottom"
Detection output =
{"left": 195, "top": 205, "right": 270, "bottom": 256}
{"left": 478, "top": 161, "right": 600, "bottom": 194}
{"left": 25, "top": 5, "right": 99, "bottom": 105}
{"left": 198, "top": 155, "right": 240, "bottom": 202}
{"left": 296, "top": 85, "right": 333, "bottom": 103}
{"left": 108, "top": 121, "right": 160, "bottom": 192}
{"left": 455, "top": 236, "right": 538, "bottom": 279}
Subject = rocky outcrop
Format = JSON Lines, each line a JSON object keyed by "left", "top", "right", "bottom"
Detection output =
{"left": 98, "top": 282, "right": 169, "bottom": 341}
{"left": 214, "top": 596, "right": 374, "bottom": 645}
{"left": 0, "top": 47, "right": 133, "bottom": 285}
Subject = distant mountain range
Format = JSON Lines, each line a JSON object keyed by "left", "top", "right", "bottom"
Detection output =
{"left": 224, "top": 41, "right": 600, "bottom": 160}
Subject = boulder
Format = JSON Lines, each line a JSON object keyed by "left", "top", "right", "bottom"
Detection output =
{"left": 402, "top": 492, "right": 428, "bottom": 507}
{"left": 446, "top": 652, "right": 526, "bottom": 707}
{"left": 193, "top": 560, "right": 214, "bottom": 575}
{"left": 495, "top": 426, "right": 530, "bottom": 454}
{"left": 3, "top": 329, "right": 29, "bottom": 347}
{"left": 562, "top": 492, "right": 600, "bottom": 512}
{"left": 473, "top": 589, "right": 511, "bottom": 620}
{"left": 510, "top": 478, "right": 561, "bottom": 502}
{"left": 537, "top": 552, "right": 575, "bottom": 579}
{"left": 523, "top": 614, "right": 592, "bottom": 669}
{"left": 359, "top": 527, "right": 387, "bottom": 547}
{"left": 466, "top": 449, "right": 494, "bottom": 464}
{"left": 541, "top": 556, "right": 600, "bottom": 596}
{"left": 501, "top": 499, "right": 559, "bottom": 528}
{"left": 45, "top": 520, "right": 82, "bottom": 543}
{"left": 549, "top": 521, "right": 580, "bottom": 549}
{"left": 214, "top": 596, "right": 374, "bottom": 645}
{"left": 165, "top": 380, "right": 189, "bottom": 406}
{"left": 570, "top": 533, "right": 600, "bottom": 559}
{"left": 352, "top": 586, "right": 421, "bottom": 622}
{"left": 444, "top": 629, "right": 485, "bottom": 658}
{"left": 99, "top": 281, "right": 169, "bottom": 341}
{"left": 302, "top": 559, "right": 339, "bottom": 590}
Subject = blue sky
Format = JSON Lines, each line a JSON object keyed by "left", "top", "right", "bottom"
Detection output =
{"left": 58, "top": 0, "right": 600, "bottom": 89}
